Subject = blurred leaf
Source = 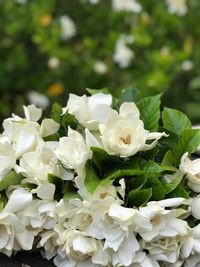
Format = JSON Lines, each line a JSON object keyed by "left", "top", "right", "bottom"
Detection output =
{"left": 0, "top": 171, "right": 23, "bottom": 192}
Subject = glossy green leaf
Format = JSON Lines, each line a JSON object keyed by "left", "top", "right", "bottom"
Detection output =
{"left": 162, "top": 171, "right": 184, "bottom": 194}
{"left": 84, "top": 160, "right": 101, "bottom": 193}
{"left": 137, "top": 94, "right": 161, "bottom": 131}
{"left": 0, "top": 171, "right": 23, "bottom": 192}
{"left": 128, "top": 188, "right": 152, "bottom": 207}
{"left": 117, "top": 86, "right": 141, "bottom": 108}
{"left": 162, "top": 107, "right": 191, "bottom": 135}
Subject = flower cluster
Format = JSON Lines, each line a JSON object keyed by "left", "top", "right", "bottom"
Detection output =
{"left": 0, "top": 88, "right": 200, "bottom": 267}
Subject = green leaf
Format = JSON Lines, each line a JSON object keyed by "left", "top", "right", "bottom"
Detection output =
{"left": 161, "top": 171, "right": 184, "bottom": 194}
{"left": 0, "top": 192, "right": 7, "bottom": 211}
{"left": 126, "top": 175, "right": 147, "bottom": 191}
{"left": 128, "top": 188, "right": 152, "bottom": 207}
{"left": 63, "top": 182, "right": 81, "bottom": 201}
{"left": 145, "top": 175, "right": 165, "bottom": 201}
{"left": 167, "top": 186, "right": 189, "bottom": 199}
{"left": 162, "top": 129, "right": 200, "bottom": 166}
{"left": 51, "top": 103, "right": 62, "bottom": 124}
{"left": 48, "top": 173, "right": 64, "bottom": 200}
{"left": 137, "top": 94, "right": 161, "bottom": 131}
{"left": 117, "top": 86, "right": 141, "bottom": 108}
{"left": 84, "top": 160, "right": 101, "bottom": 193}
{"left": 162, "top": 107, "right": 191, "bottom": 135}
{"left": 142, "top": 161, "right": 164, "bottom": 173}
{"left": 0, "top": 171, "right": 23, "bottom": 191}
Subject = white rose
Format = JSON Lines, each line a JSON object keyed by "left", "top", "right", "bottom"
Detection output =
{"left": 179, "top": 152, "right": 200, "bottom": 193}
{"left": 0, "top": 137, "right": 16, "bottom": 180}
{"left": 99, "top": 102, "right": 167, "bottom": 157}
{"left": 56, "top": 127, "right": 92, "bottom": 171}
{"left": 63, "top": 93, "right": 112, "bottom": 130}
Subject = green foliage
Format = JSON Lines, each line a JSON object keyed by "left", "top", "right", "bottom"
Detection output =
{"left": 0, "top": 0, "right": 200, "bottom": 123}
{"left": 162, "top": 108, "right": 192, "bottom": 135}
{"left": 137, "top": 94, "right": 161, "bottom": 131}
{"left": 0, "top": 171, "right": 23, "bottom": 191}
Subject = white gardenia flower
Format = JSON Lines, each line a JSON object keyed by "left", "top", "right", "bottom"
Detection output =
{"left": 113, "top": 36, "right": 134, "bottom": 68}
{"left": 166, "top": 0, "right": 187, "bottom": 16}
{"left": 93, "top": 60, "right": 108, "bottom": 74}
{"left": 60, "top": 15, "right": 76, "bottom": 40}
{"left": 17, "top": 199, "right": 57, "bottom": 235}
{"left": 47, "top": 57, "right": 60, "bottom": 69}
{"left": 181, "top": 60, "right": 194, "bottom": 71}
{"left": 112, "top": 0, "right": 142, "bottom": 13}
{"left": 3, "top": 106, "right": 59, "bottom": 157}
{"left": 179, "top": 152, "right": 200, "bottom": 193}
{"left": 0, "top": 212, "right": 34, "bottom": 256}
{"left": 143, "top": 236, "right": 186, "bottom": 264}
{"left": 16, "top": 143, "right": 62, "bottom": 185}
{"left": 27, "top": 91, "right": 50, "bottom": 109}
{"left": 0, "top": 137, "right": 16, "bottom": 180}
{"left": 63, "top": 93, "right": 113, "bottom": 130}
{"left": 99, "top": 102, "right": 167, "bottom": 157}
{"left": 56, "top": 127, "right": 92, "bottom": 171}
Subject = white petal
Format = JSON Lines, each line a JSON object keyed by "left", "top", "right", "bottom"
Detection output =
{"left": 40, "top": 119, "right": 60, "bottom": 137}
{"left": 85, "top": 128, "right": 101, "bottom": 148}
{"left": 119, "top": 102, "right": 140, "bottom": 119}
{"left": 15, "top": 229, "right": 34, "bottom": 250}
{"left": 36, "top": 183, "right": 55, "bottom": 200}
{"left": 89, "top": 93, "right": 112, "bottom": 108}
{"left": 142, "top": 132, "right": 168, "bottom": 151}
{"left": 109, "top": 203, "right": 135, "bottom": 222}
{"left": 181, "top": 237, "right": 194, "bottom": 258}
{"left": 4, "top": 188, "right": 32, "bottom": 213}
{"left": 191, "top": 197, "right": 200, "bottom": 219}
{"left": 15, "top": 130, "right": 36, "bottom": 157}
{"left": 23, "top": 105, "right": 42, "bottom": 121}
{"left": 158, "top": 198, "right": 188, "bottom": 207}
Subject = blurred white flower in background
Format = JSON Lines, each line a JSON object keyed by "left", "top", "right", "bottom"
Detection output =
{"left": 60, "top": 15, "right": 77, "bottom": 40}
{"left": 181, "top": 60, "right": 194, "bottom": 71}
{"left": 93, "top": 60, "right": 108, "bottom": 74}
{"left": 27, "top": 91, "right": 50, "bottom": 110}
{"left": 112, "top": 0, "right": 142, "bottom": 13}
{"left": 166, "top": 0, "right": 188, "bottom": 16}
{"left": 81, "top": 0, "right": 101, "bottom": 4}
{"left": 113, "top": 35, "right": 134, "bottom": 68}
{"left": 15, "top": 0, "right": 27, "bottom": 4}
{"left": 47, "top": 57, "right": 60, "bottom": 69}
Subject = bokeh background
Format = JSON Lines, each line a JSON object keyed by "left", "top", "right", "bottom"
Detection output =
{"left": 0, "top": 0, "right": 199, "bottom": 122}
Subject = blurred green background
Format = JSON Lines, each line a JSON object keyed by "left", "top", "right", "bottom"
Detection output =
{"left": 0, "top": 0, "right": 199, "bottom": 122}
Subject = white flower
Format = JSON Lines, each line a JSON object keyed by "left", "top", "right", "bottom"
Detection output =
{"left": 179, "top": 152, "right": 200, "bottom": 193}
{"left": 47, "top": 57, "right": 60, "bottom": 69}
{"left": 181, "top": 60, "right": 194, "bottom": 71}
{"left": 15, "top": 0, "right": 27, "bottom": 4}
{"left": 191, "top": 196, "right": 200, "bottom": 219}
{"left": 0, "top": 137, "right": 16, "bottom": 180}
{"left": 27, "top": 91, "right": 50, "bottom": 109}
{"left": 63, "top": 93, "right": 112, "bottom": 130}
{"left": 181, "top": 224, "right": 200, "bottom": 259}
{"left": 60, "top": 15, "right": 76, "bottom": 40}
{"left": 185, "top": 255, "right": 200, "bottom": 267}
{"left": 112, "top": 0, "right": 142, "bottom": 13}
{"left": 113, "top": 36, "right": 134, "bottom": 68}
{"left": 15, "top": 143, "right": 62, "bottom": 185}
{"left": 143, "top": 236, "right": 186, "bottom": 264}
{"left": 3, "top": 106, "right": 59, "bottom": 157}
{"left": 56, "top": 127, "right": 92, "bottom": 171}
{"left": 99, "top": 102, "right": 167, "bottom": 157}
{"left": 0, "top": 212, "right": 34, "bottom": 256}
{"left": 138, "top": 201, "right": 188, "bottom": 241}
{"left": 93, "top": 60, "right": 108, "bottom": 74}
{"left": 166, "top": 0, "right": 187, "bottom": 16}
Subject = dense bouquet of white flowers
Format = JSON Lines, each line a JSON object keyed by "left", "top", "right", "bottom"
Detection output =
{"left": 0, "top": 87, "right": 200, "bottom": 267}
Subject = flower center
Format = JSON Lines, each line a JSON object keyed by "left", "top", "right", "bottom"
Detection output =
{"left": 119, "top": 134, "right": 131, "bottom": 145}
